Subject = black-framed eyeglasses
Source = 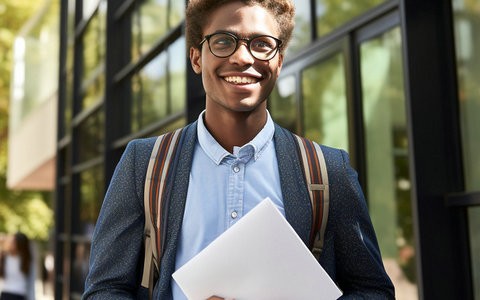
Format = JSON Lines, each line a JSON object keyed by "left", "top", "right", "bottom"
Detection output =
{"left": 199, "top": 31, "right": 283, "bottom": 61}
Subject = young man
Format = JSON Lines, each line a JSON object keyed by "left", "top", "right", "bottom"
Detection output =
{"left": 83, "top": 0, "right": 395, "bottom": 299}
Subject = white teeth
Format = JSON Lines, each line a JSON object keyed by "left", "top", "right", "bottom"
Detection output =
{"left": 224, "top": 76, "right": 257, "bottom": 84}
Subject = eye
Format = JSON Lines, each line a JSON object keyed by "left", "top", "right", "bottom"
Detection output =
{"left": 251, "top": 37, "right": 277, "bottom": 52}
{"left": 210, "top": 34, "right": 236, "bottom": 50}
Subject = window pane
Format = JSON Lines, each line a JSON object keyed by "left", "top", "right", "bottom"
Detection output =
{"left": 269, "top": 75, "right": 297, "bottom": 132}
{"left": 132, "top": 52, "right": 168, "bottom": 132}
{"left": 83, "top": 0, "right": 100, "bottom": 18}
{"left": 287, "top": 0, "right": 312, "bottom": 57}
{"left": 82, "top": 12, "right": 106, "bottom": 82}
{"left": 361, "top": 27, "right": 418, "bottom": 300}
{"left": 78, "top": 110, "right": 104, "bottom": 162}
{"left": 64, "top": 0, "right": 75, "bottom": 135}
{"left": 169, "top": 0, "right": 185, "bottom": 28}
{"left": 169, "top": 37, "right": 186, "bottom": 114}
{"left": 316, "top": 0, "right": 385, "bottom": 37}
{"left": 79, "top": 165, "right": 104, "bottom": 237}
{"left": 302, "top": 53, "right": 349, "bottom": 150}
{"left": 64, "top": 46, "right": 74, "bottom": 135}
{"left": 150, "top": 117, "right": 187, "bottom": 137}
{"left": 452, "top": 1, "right": 480, "bottom": 298}
{"left": 82, "top": 8, "right": 105, "bottom": 110}
{"left": 452, "top": 0, "right": 480, "bottom": 192}
{"left": 133, "top": 0, "right": 168, "bottom": 58}
{"left": 132, "top": 10, "right": 141, "bottom": 62}
{"left": 83, "top": 74, "right": 105, "bottom": 108}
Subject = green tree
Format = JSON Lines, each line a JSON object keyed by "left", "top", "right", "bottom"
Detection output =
{"left": 0, "top": 0, "right": 53, "bottom": 240}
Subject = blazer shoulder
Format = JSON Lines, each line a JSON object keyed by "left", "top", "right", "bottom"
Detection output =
{"left": 317, "top": 144, "right": 349, "bottom": 170}
{"left": 126, "top": 136, "right": 158, "bottom": 152}
{"left": 122, "top": 122, "right": 197, "bottom": 176}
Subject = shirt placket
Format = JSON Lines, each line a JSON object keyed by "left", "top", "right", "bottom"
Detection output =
{"left": 225, "top": 147, "right": 254, "bottom": 229}
{"left": 225, "top": 157, "right": 245, "bottom": 229}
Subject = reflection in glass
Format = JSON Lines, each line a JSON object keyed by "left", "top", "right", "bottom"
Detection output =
{"left": 82, "top": 8, "right": 106, "bottom": 109}
{"left": 452, "top": 1, "right": 480, "bottom": 297}
{"left": 269, "top": 75, "right": 297, "bottom": 132}
{"left": 78, "top": 110, "right": 104, "bottom": 163}
{"left": 67, "top": 0, "right": 75, "bottom": 36}
{"left": 64, "top": 45, "right": 74, "bottom": 136}
{"left": 132, "top": 38, "right": 186, "bottom": 133}
{"left": 360, "top": 27, "right": 417, "bottom": 299}
{"left": 79, "top": 165, "right": 104, "bottom": 237}
{"left": 151, "top": 117, "right": 187, "bottom": 137}
{"left": 169, "top": 37, "right": 187, "bottom": 114}
{"left": 287, "top": 0, "right": 312, "bottom": 57}
{"left": 316, "top": 0, "right": 384, "bottom": 37}
{"left": 132, "top": 0, "right": 184, "bottom": 61}
{"left": 83, "top": 0, "right": 100, "bottom": 19}
{"left": 82, "top": 12, "right": 106, "bottom": 83}
{"left": 452, "top": 0, "right": 480, "bottom": 192}
{"left": 132, "top": 52, "right": 168, "bottom": 132}
{"left": 64, "top": 0, "right": 75, "bottom": 133}
{"left": 169, "top": 0, "right": 185, "bottom": 28}
{"left": 83, "top": 74, "right": 105, "bottom": 109}
{"left": 302, "top": 54, "right": 348, "bottom": 150}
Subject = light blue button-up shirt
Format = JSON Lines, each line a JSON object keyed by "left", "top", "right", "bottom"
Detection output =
{"left": 172, "top": 111, "right": 285, "bottom": 299}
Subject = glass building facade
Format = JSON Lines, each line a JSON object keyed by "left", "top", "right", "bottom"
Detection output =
{"left": 7, "top": 0, "right": 473, "bottom": 298}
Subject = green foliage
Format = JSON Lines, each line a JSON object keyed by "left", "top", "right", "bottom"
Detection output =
{"left": 0, "top": 188, "right": 53, "bottom": 239}
{"left": 316, "top": 0, "right": 385, "bottom": 36}
{"left": 0, "top": 0, "right": 53, "bottom": 241}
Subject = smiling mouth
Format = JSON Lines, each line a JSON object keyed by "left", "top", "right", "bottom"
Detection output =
{"left": 223, "top": 76, "right": 260, "bottom": 85}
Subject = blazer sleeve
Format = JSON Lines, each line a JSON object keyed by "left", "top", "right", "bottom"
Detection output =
{"left": 83, "top": 139, "right": 154, "bottom": 299}
{"left": 320, "top": 147, "right": 395, "bottom": 299}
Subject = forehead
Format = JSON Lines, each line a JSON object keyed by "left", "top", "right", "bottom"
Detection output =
{"left": 203, "top": 2, "right": 279, "bottom": 37}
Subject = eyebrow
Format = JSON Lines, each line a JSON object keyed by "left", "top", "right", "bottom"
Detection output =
{"left": 209, "top": 29, "right": 273, "bottom": 39}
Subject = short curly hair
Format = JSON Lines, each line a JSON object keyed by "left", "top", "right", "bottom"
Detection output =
{"left": 186, "top": 0, "right": 295, "bottom": 54}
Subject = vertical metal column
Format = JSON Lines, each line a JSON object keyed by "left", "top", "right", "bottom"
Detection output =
{"left": 400, "top": 0, "right": 473, "bottom": 298}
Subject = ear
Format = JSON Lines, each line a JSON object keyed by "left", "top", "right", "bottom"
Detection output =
{"left": 276, "top": 53, "right": 284, "bottom": 78}
{"left": 190, "top": 47, "right": 202, "bottom": 74}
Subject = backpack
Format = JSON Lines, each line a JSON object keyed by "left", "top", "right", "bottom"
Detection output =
{"left": 140, "top": 126, "right": 330, "bottom": 296}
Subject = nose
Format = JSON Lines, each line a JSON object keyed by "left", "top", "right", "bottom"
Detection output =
{"left": 229, "top": 43, "right": 255, "bottom": 65}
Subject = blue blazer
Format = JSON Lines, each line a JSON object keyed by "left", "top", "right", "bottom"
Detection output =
{"left": 83, "top": 122, "right": 395, "bottom": 299}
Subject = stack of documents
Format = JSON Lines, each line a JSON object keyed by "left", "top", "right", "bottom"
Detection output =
{"left": 173, "top": 198, "right": 342, "bottom": 300}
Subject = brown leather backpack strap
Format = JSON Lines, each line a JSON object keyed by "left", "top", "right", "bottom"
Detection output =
{"left": 142, "top": 127, "right": 183, "bottom": 296}
{"left": 294, "top": 135, "right": 330, "bottom": 259}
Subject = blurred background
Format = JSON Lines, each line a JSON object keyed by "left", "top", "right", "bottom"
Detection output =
{"left": 0, "top": 0, "right": 479, "bottom": 299}
{"left": 1, "top": 1, "right": 56, "bottom": 299}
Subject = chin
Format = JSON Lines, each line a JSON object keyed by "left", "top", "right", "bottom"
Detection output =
{"left": 232, "top": 100, "right": 265, "bottom": 112}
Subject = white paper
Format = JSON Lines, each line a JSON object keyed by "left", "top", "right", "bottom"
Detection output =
{"left": 172, "top": 198, "right": 343, "bottom": 300}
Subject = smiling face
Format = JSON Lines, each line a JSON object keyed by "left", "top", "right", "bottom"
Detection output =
{"left": 190, "top": 1, "right": 283, "bottom": 116}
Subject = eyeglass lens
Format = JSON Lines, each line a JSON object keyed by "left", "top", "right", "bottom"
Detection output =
{"left": 208, "top": 33, "right": 279, "bottom": 60}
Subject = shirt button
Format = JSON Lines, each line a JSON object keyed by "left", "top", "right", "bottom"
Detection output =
{"left": 233, "top": 165, "right": 240, "bottom": 173}
{"left": 231, "top": 210, "right": 238, "bottom": 219}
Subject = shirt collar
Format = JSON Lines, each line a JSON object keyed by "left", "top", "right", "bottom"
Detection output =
{"left": 197, "top": 110, "right": 275, "bottom": 165}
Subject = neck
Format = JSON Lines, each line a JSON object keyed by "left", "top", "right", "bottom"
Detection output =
{"left": 204, "top": 107, "right": 267, "bottom": 153}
